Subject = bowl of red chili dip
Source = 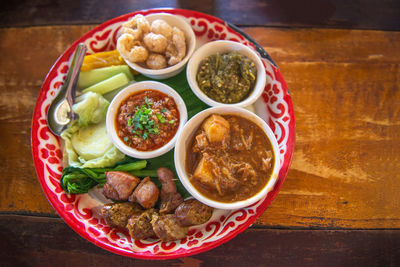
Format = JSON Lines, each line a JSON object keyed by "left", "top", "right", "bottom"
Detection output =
{"left": 186, "top": 40, "right": 266, "bottom": 108}
{"left": 107, "top": 81, "right": 187, "bottom": 159}
{"left": 174, "top": 106, "right": 280, "bottom": 210}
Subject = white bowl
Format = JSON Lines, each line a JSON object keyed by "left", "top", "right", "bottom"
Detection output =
{"left": 106, "top": 81, "right": 187, "bottom": 159}
{"left": 186, "top": 40, "right": 266, "bottom": 108}
{"left": 118, "top": 13, "right": 196, "bottom": 80}
{"left": 174, "top": 106, "right": 280, "bottom": 210}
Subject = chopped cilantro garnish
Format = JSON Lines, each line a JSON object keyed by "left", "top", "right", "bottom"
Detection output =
{"left": 126, "top": 100, "right": 164, "bottom": 141}
{"left": 156, "top": 113, "right": 166, "bottom": 123}
{"left": 169, "top": 120, "right": 175, "bottom": 124}
{"left": 148, "top": 128, "right": 159, "bottom": 135}
{"left": 140, "top": 115, "right": 147, "bottom": 123}
{"left": 135, "top": 122, "right": 143, "bottom": 130}
{"left": 144, "top": 96, "right": 153, "bottom": 108}
{"left": 123, "top": 137, "right": 129, "bottom": 142}
{"left": 161, "top": 108, "right": 167, "bottom": 113}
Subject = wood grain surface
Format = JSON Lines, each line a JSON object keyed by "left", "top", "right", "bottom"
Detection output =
{"left": 1, "top": 0, "right": 400, "bottom": 30}
{"left": 0, "top": 25, "right": 399, "bottom": 231}
{"left": 1, "top": 215, "right": 399, "bottom": 266}
{"left": 1, "top": 1, "right": 400, "bottom": 262}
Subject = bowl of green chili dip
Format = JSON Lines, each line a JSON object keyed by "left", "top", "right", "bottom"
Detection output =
{"left": 186, "top": 40, "right": 266, "bottom": 107}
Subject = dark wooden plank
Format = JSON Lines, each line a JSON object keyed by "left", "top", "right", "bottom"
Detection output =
{"left": 0, "top": 0, "right": 399, "bottom": 31}
{"left": 0, "top": 215, "right": 399, "bottom": 266}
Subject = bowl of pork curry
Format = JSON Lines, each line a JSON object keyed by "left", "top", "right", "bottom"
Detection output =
{"left": 174, "top": 106, "right": 280, "bottom": 210}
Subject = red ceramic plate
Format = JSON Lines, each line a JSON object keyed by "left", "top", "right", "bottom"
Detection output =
{"left": 31, "top": 8, "right": 295, "bottom": 259}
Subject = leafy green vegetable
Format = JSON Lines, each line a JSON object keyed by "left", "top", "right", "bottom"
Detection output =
{"left": 61, "top": 92, "right": 125, "bottom": 168}
{"left": 113, "top": 160, "right": 147, "bottom": 171}
{"left": 61, "top": 172, "right": 99, "bottom": 194}
{"left": 71, "top": 122, "right": 114, "bottom": 160}
{"left": 61, "top": 159, "right": 150, "bottom": 194}
{"left": 73, "top": 92, "right": 109, "bottom": 126}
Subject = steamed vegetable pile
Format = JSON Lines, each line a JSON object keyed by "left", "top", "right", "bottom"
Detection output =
{"left": 61, "top": 50, "right": 134, "bottom": 170}
{"left": 60, "top": 49, "right": 139, "bottom": 193}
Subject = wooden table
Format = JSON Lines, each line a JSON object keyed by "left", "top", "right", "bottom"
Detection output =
{"left": 1, "top": 1, "right": 399, "bottom": 265}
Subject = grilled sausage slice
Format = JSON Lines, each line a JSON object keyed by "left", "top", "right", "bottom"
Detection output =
{"left": 157, "top": 167, "right": 183, "bottom": 214}
{"left": 102, "top": 171, "right": 140, "bottom": 201}
{"left": 127, "top": 209, "right": 157, "bottom": 239}
{"left": 101, "top": 202, "right": 142, "bottom": 229}
{"left": 175, "top": 199, "right": 213, "bottom": 226}
{"left": 151, "top": 213, "right": 188, "bottom": 241}
{"left": 129, "top": 177, "right": 159, "bottom": 209}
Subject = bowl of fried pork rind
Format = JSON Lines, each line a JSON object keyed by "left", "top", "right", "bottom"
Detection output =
{"left": 117, "top": 13, "right": 196, "bottom": 79}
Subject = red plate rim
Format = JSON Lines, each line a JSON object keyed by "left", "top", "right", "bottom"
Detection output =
{"left": 31, "top": 8, "right": 296, "bottom": 260}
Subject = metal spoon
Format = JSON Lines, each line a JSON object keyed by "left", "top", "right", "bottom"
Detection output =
{"left": 47, "top": 43, "right": 87, "bottom": 136}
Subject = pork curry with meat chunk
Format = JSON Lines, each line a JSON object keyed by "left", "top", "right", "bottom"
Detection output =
{"left": 186, "top": 114, "right": 275, "bottom": 203}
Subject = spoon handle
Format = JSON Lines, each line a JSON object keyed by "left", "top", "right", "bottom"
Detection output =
{"left": 65, "top": 43, "right": 87, "bottom": 121}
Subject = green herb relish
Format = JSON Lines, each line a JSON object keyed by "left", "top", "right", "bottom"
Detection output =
{"left": 196, "top": 52, "right": 257, "bottom": 104}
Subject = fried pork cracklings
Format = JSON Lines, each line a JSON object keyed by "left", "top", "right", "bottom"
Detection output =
{"left": 117, "top": 14, "right": 187, "bottom": 69}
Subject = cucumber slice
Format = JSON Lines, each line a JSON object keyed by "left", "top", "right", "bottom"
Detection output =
{"left": 102, "top": 80, "right": 136, "bottom": 102}
{"left": 78, "top": 65, "right": 133, "bottom": 89}
{"left": 82, "top": 72, "right": 130, "bottom": 95}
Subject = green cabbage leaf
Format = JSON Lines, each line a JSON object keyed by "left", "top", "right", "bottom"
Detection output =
{"left": 73, "top": 91, "right": 109, "bottom": 126}
{"left": 61, "top": 92, "right": 125, "bottom": 168}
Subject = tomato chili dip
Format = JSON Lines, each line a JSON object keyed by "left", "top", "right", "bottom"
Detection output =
{"left": 116, "top": 90, "right": 180, "bottom": 151}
